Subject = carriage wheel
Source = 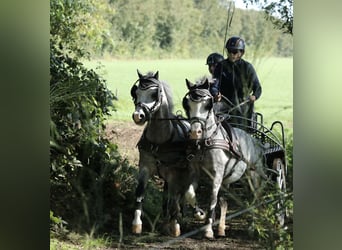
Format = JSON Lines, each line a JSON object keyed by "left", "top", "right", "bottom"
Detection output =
{"left": 272, "top": 158, "right": 287, "bottom": 226}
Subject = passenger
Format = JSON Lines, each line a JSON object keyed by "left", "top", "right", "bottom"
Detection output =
{"left": 206, "top": 52, "right": 224, "bottom": 77}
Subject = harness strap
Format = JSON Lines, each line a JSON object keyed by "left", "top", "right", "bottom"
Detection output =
{"left": 204, "top": 138, "right": 230, "bottom": 152}
{"left": 137, "top": 135, "right": 187, "bottom": 154}
{"left": 137, "top": 121, "right": 189, "bottom": 167}
{"left": 220, "top": 120, "right": 242, "bottom": 159}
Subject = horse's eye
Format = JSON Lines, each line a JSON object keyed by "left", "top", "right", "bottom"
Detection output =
{"left": 205, "top": 100, "right": 213, "bottom": 110}
{"left": 151, "top": 92, "right": 158, "bottom": 99}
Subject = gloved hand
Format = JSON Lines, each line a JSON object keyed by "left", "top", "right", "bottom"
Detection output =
{"left": 249, "top": 95, "right": 256, "bottom": 102}
{"left": 214, "top": 92, "right": 222, "bottom": 102}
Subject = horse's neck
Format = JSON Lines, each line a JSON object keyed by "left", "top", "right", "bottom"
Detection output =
{"left": 205, "top": 111, "right": 223, "bottom": 139}
{"left": 145, "top": 105, "right": 173, "bottom": 144}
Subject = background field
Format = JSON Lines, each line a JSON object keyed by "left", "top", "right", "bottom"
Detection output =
{"left": 85, "top": 57, "right": 293, "bottom": 131}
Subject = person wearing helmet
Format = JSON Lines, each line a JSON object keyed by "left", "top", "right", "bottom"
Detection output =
{"left": 209, "top": 36, "right": 262, "bottom": 130}
{"left": 206, "top": 52, "right": 224, "bottom": 76}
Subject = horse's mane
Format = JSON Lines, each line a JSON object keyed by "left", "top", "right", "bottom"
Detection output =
{"left": 160, "top": 80, "right": 174, "bottom": 113}
{"left": 195, "top": 75, "right": 209, "bottom": 85}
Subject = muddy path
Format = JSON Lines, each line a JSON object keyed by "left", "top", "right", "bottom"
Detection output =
{"left": 105, "top": 120, "right": 264, "bottom": 249}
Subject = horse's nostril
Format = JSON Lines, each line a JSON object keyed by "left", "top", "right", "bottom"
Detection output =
{"left": 139, "top": 114, "right": 145, "bottom": 119}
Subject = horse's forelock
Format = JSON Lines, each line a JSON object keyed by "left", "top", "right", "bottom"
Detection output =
{"left": 136, "top": 72, "right": 174, "bottom": 112}
{"left": 138, "top": 79, "right": 156, "bottom": 89}
{"left": 137, "top": 71, "right": 160, "bottom": 89}
{"left": 195, "top": 76, "right": 208, "bottom": 85}
{"left": 188, "top": 87, "right": 211, "bottom": 101}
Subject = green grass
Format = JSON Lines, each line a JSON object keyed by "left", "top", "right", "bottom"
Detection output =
{"left": 84, "top": 57, "right": 293, "bottom": 131}
{"left": 50, "top": 232, "right": 112, "bottom": 250}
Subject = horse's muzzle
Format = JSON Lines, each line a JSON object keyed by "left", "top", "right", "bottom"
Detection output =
{"left": 189, "top": 122, "right": 203, "bottom": 140}
{"left": 132, "top": 111, "right": 147, "bottom": 125}
{"left": 189, "top": 129, "right": 203, "bottom": 140}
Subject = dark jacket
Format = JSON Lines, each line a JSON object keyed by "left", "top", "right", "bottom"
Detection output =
{"left": 210, "top": 58, "right": 262, "bottom": 105}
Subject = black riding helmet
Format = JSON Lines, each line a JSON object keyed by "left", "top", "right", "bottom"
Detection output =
{"left": 225, "top": 36, "right": 245, "bottom": 52}
{"left": 206, "top": 52, "right": 224, "bottom": 65}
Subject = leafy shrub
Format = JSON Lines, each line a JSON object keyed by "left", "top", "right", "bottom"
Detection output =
{"left": 50, "top": 40, "right": 138, "bottom": 234}
{"left": 50, "top": 210, "right": 69, "bottom": 238}
{"left": 250, "top": 131, "right": 293, "bottom": 248}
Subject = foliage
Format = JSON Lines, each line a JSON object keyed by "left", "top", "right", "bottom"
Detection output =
{"left": 50, "top": 39, "right": 141, "bottom": 234}
{"left": 250, "top": 131, "right": 293, "bottom": 248}
{"left": 50, "top": 210, "right": 69, "bottom": 238}
{"left": 50, "top": 232, "right": 113, "bottom": 250}
{"left": 50, "top": 0, "right": 114, "bottom": 57}
{"left": 263, "top": 0, "right": 293, "bottom": 35}
{"left": 242, "top": 0, "right": 293, "bottom": 35}
{"left": 285, "top": 130, "right": 293, "bottom": 191}
{"left": 50, "top": 0, "right": 139, "bottom": 236}
{"left": 252, "top": 193, "right": 293, "bottom": 249}
{"left": 104, "top": 0, "right": 292, "bottom": 58}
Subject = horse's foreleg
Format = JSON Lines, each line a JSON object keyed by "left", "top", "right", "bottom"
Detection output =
{"left": 132, "top": 170, "right": 149, "bottom": 234}
{"left": 132, "top": 181, "right": 144, "bottom": 234}
{"left": 167, "top": 194, "right": 181, "bottom": 237}
{"left": 184, "top": 183, "right": 206, "bottom": 221}
{"left": 204, "top": 191, "right": 219, "bottom": 239}
{"left": 204, "top": 170, "right": 223, "bottom": 239}
{"left": 162, "top": 181, "right": 169, "bottom": 220}
{"left": 218, "top": 197, "right": 228, "bottom": 237}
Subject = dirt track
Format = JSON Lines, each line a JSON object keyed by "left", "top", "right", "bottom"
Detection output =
{"left": 105, "top": 120, "right": 264, "bottom": 249}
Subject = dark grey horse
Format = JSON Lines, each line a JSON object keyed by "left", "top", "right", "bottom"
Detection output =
{"left": 182, "top": 78, "right": 268, "bottom": 239}
{"left": 130, "top": 70, "right": 201, "bottom": 236}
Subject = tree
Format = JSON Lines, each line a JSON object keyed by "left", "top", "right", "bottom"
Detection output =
{"left": 241, "top": 0, "right": 293, "bottom": 35}
{"left": 50, "top": 0, "right": 114, "bottom": 57}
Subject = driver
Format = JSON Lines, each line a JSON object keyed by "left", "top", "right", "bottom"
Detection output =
{"left": 209, "top": 36, "right": 262, "bottom": 129}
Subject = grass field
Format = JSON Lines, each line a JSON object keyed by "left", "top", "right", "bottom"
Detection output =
{"left": 84, "top": 57, "right": 293, "bottom": 131}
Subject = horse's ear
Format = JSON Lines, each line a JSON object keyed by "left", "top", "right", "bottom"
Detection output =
{"left": 182, "top": 96, "right": 190, "bottom": 117}
{"left": 185, "top": 79, "right": 193, "bottom": 89}
{"left": 154, "top": 71, "right": 159, "bottom": 80}
{"left": 130, "top": 85, "right": 138, "bottom": 101}
{"left": 137, "top": 69, "right": 143, "bottom": 79}
{"left": 203, "top": 78, "right": 210, "bottom": 89}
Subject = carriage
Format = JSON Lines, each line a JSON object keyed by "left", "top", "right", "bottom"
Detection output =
{"left": 216, "top": 104, "right": 287, "bottom": 192}
{"left": 215, "top": 101, "right": 288, "bottom": 203}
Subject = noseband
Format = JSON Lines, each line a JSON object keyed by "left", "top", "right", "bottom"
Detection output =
{"left": 184, "top": 88, "right": 215, "bottom": 131}
{"left": 131, "top": 77, "right": 163, "bottom": 117}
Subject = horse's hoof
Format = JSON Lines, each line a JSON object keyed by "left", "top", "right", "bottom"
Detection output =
{"left": 217, "top": 228, "right": 226, "bottom": 237}
{"left": 171, "top": 223, "right": 181, "bottom": 237}
{"left": 132, "top": 224, "right": 142, "bottom": 234}
{"left": 204, "top": 230, "right": 214, "bottom": 239}
{"left": 194, "top": 209, "right": 206, "bottom": 221}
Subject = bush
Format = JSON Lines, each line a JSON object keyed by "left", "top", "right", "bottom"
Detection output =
{"left": 50, "top": 40, "right": 138, "bottom": 234}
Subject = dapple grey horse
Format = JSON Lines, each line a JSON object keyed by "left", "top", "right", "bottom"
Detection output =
{"left": 182, "top": 78, "right": 268, "bottom": 239}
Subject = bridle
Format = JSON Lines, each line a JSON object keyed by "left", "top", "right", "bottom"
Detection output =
{"left": 131, "top": 77, "right": 163, "bottom": 120}
{"left": 183, "top": 88, "right": 221, "bottom": 138}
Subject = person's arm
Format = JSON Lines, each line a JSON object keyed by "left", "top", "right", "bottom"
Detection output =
{"left": 210, "top": 63, "right": 223, "bottom": 101}
{"left": 209, "top": 78, "right": 219, "bottom": 95}
{"left": 248, "top": 63, "right": 262, "bottom": 101}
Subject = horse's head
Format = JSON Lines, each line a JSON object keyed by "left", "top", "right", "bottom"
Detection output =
{"left": 182, "top": 78, "right": 214, "bottom": 139}
{"left": 131, "top": 70, "right": 168, "bottom": 125}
